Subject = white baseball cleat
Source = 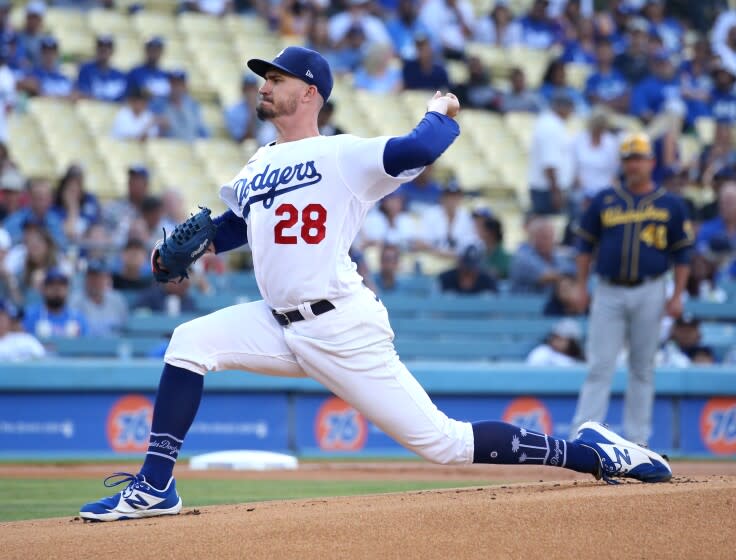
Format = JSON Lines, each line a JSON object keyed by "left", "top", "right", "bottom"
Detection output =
{"left": 574, "top": 421, "right": 672, "bottom": 484}
{"left": 79, "top": 472, "right": 182, "bottom": 521}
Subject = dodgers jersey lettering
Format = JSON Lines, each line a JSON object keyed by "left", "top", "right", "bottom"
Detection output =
{"left": 219, "top": 134, "right": 421, "bottom": 309}
{"left": 576, "top": 184, "right": 693, "bottom": 281}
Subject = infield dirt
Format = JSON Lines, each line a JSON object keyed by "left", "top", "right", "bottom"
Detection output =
{"left": 2, "top": 462, "right": 735, "bottom": 560}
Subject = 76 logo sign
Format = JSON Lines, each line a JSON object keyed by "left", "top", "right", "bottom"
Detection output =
{"left": 274, "top": 203, "right": 327, "bottom": 244}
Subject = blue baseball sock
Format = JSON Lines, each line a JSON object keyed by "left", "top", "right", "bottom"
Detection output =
{"left": 139, "top": 364, "right": 204, "bottom": 489}
{"left": 472, "top": 421, "right": 599, "bottom": 475}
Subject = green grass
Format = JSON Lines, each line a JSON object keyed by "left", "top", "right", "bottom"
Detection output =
{"left": 0, "top": 479, "right": 487, "bottom": 522}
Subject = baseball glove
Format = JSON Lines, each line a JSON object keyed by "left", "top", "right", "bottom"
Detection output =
{"left": 151, "top": 207, "right": 218, "bottom": 283}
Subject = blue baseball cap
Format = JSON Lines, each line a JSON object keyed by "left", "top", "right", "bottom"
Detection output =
{"left": 168, "top": 69, "right": 187, "bottom": 81}
{"left": 40, "top": 35, "right": 58, "bottom": 49}
{"left": 44, "top": 267, "right": 69, "bottom": 284}
{"left": 128, "top": 164, "right": 149, "bottom": 177}
{"left": 247, "top": 46, "right": 333, "bottom": 102}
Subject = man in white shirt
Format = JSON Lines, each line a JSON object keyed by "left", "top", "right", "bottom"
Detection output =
{"left": 328, "top": 0, "right": 391, "bottom": 47}
{"left": 527, "top": 91, "right": 575, "bottom": 214}
{"left": 0, "top": 299, "right": 45, "bottom": 361}
{"left": 419, "top": 0, "right": 475, "bottom": 58}
{"left": 572, "top": 107, "right": 620, "bottom": 204}
{"left": 418, "top": 181, "right": 479, "bottom": 256}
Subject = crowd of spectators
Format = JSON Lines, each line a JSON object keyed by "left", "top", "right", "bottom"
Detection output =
{"left": 1, "top": 0, "right": 736, "bottom": 365}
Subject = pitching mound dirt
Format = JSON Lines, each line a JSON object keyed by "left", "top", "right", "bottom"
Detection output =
{"left": 4, "top": 471, "right": 735, "bottom": 560}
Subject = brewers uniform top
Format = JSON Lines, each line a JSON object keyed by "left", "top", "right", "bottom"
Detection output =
{"left": 219, "top": 135, "right": 422, "bottom": 310}
{"left": 576, "top": 185, "right": 694, "bottom": 283}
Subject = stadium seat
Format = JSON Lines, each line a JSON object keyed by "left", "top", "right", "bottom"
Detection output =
{"left": 200, "top": 103, "right": 229, "bottom": 139}
{"left": 509, "top": 47, "right": 550, "bottom": 89}
{"left": 504, "top": 111, "right": 537, "bottom": 153}
{"left": 145, "top": 139, "right": 211, "bottom": 195}
{"left": 695, "top": 117, "right": 715, "bottom": 145}
{"left": 194, "top": 138, "right": 246, "bottom": 185}
{"left": 56, "top": 27, "right": 95, "bottom": 61}
{"left": 109, "top": 33, "right": 145, "bottom": 70}
{"left": 95, "top": 137, "right": 147, "bottom": 195}
{"left": 447, "top": 60, "right": 469, "bottom": 85}
{"left": 76, "top": 99, "right": 120, "bottom": 136}
{"left": 178, "top": 12, "right": 227, "bottom": 38}
{"left": 88, "top": 8, "right": 135, "bottom": 36}
{"left": 565, "top": 63, "right": 593, "bottom": 91}
{"left": 44, "top": 7, "right": 89, "bottom": 35}
{"left": 6, "top": 114, "right": 56, "bottom": 178}
{"left": 131, "top": 11, "right": 182, "bottom": 42}
{"left": 223, "top": 14, "right": 271, "bottom": 38}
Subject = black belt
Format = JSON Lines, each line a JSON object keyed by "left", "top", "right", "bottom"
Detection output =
{"left": 271, "top": 300, "right": 335, "bottom": 326}
{"left": 605, "top": 275, "right": 662, "bottom": 287}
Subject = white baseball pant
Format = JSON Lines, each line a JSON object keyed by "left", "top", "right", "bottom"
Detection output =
{"left": 165, "top": 286, "right": 475, "bottom": 465}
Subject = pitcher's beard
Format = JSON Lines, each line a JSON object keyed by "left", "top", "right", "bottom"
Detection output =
{"left": 256, "top": 97, "right": 298, "bottom": 121}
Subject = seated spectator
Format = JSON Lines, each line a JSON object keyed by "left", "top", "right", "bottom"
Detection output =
{"left": 396, "top": 164, "right": 442, "bottom": 210}
{"left": 473, "top": 212, "right": 510, "bottom": 279}
{"left": 679, "top": 38, "right": 713, "bottom": 125}
{"left": 560, "top": 18, "right": 596, "bottom": 65}
{"left": 686, "top": 253, "right": 726, "bottom": 302}
{"left": 361, "top": 192, "right": 416, "bottom": 249}
{"left": 353, "top": 43, "right": 403, "bottom": 94}
{"left": 110, "top": 87, "right": 159, "bottom": 141}
{"left": 51, "top": 164, "right": 101, "bottom": 244}
{"left": 23, "top": 268, "right": 87, "bottom": 339}
{"left": 526, "top": 318, "right": 584, "bottom": 366}
{"left": 474, "top": 1, "right": 520, "bottom": 47}
{"left": 418, "top": 0, "right": 474, "bottom": 59}
{"left": 374, "top": 243, "right": 402, "bottom": 293}
{"left": 614, "top": 17, "right": 651, "bottom": 85}
{"left": 630, "top": 50, "right": 681, "bottom": 124}
{"left": 3, "top": 177, "right": 64, "bottom": 245}
{"left": 179, "top": 0, "right": 234, "bottom": 15}
{"left": 134, "top": 275, "right": 197, "bottom": 315}
{"left": 498, "top": 67, "right": 544, "bottom": 113}
{"left": 305, "top": 15, "right": 341, "bottom": 70}
{"left": 277, "top": 0, "right": 313, "bottom": 37}
{"left": 5, "top": 222, "right": 62, "bottom": 297}
{"left": 689, "top": 346, "right": 717, "bottom": 364}
{"left": 140, "top": 195, "right": 165, "bottom": 247}
{"left": 332, "top": 24, "right": 368, "bottom": 75}
{"left": 318, "top": 100, "right": 345, "bottom": 136}
{"left": 527, "top": 92, "right": 575, "bottom": 215}
{"left": 696, "top": 182, "right": 736, "bottom": 256}
{"left": 0, "top": 227, "right": 21, "bottom": 304}
{"left": 126, "top": 36, "right": 170, "bottom": 100}
{"left": 538, "top": 59, "right": 588, "bottom": 114}
{"left": 328, "top": 0, "right": 391, "bottom": 48}
{"left": 402, "top": 33, "right": 450, "bottom": 92}
{"left": 698, "top": 123, "right": 736, "bottom": 214}
{"left": 16, "top": 1, "right": 45, "bottom": 69}
{"left": 70, "top": 260, "right": 128, "bottom": 336}
{"left": 455, "top": 56, "right": 501, "bottom": 111}
{"left": 668, "top": 314, "right": 715, "bottom": 363}
{"left": 112, "top": 238, "right": 153, "bottom": 291}
{"left": 642, "top": 0, "right": 683, "bottom": 54}
{"left": 76, "top": 35, "right": 127, "bottom": 103}
{"left": 572, "top": 107, "right": 620, "bottom": 202}
{"left": 28, "top": 36, "right": 73, "bottom": 99}
{"left": 225, "top": 73, "right": 261, "bottom": 143}
{"left": 438, "top": 245, "right": 497, "bottom": 294}
{"left": 156, "top": 70, "right": 208, "bottom": 141}
{"left": 103, "top": 165, "right": 151, "bottom": 247}
{"left": 543, "top": 274, "right": 585, "bottom": 316}
{"left": 515, "top": 0, "right": 563, "bottom": 50}
{"left": 0, "top": 299, "right": 45, "bottom": 361}
{"left": 386, "top": 0, "right": 431, "bottom": 60}
{"left": 584, "top": 39, "right": 630, "bottom": 113}
{"left": 510, "top": 217, "right": 575, "bottom": 294}
{"left": 417, "top": 181, "right": 479, "bottom": 257}
{"left": 80, "top": 222, "right": 114, "bottom": 263}
{"left": 0, "top": 167, "right": 25, "bottom": 222}
{"left": 710, "top": 62, "right": 736, "bottom": 125}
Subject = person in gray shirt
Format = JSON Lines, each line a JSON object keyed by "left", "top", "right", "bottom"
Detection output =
{"left": 158, "top": 70, "right": 208, "bottom": 142}
{"left": 499, "top": 67, "right": 544, "bottom": 113}
{"left": 70, "top": 260, "right": 128, "bottom": 336}
{"left": 510, "top": 217, "right": 575, "bottom": 293}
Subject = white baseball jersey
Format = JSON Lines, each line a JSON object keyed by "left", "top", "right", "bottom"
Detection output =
{"left": 219, "top": 135, "right": 422, "bottom": 310}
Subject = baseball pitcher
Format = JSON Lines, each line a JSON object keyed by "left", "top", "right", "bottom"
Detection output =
{"left": 80, "top": 48, "right": 672, "bottom": 522}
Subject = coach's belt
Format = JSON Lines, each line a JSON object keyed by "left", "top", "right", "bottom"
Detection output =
{"left": 605, "top": 274, "right": 663, "bottom": 287}
{"left": 271, "top": 300, "right": 336, "bottom": 326}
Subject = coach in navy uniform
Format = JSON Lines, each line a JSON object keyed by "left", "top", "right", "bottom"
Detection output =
{"left": 570, "top": 132, "right": 693, "bottom": 445}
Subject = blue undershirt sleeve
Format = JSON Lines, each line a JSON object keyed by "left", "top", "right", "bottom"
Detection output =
{"left": 383, "top": 111, "right": 460, "bottom": 177}
{"left": 212, "top": 210, "right": 248, "bottom": 254}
